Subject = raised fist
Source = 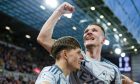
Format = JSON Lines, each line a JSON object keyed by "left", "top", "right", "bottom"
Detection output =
{"left": 56, "top": 2, "right": 75, "bottom": 14}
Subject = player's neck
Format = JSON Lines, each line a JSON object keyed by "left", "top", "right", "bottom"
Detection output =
{"left": 55, "top": 60, "right": 71, "bottom": 77}
{"left": 86, "top": 46, "right": 102, "bottom": 61}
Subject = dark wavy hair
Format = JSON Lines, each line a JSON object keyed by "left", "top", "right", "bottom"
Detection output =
{"left": 51, "top": 36, "right": 81, "bottom": 59}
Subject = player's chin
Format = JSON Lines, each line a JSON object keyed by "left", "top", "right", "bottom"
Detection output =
{"left": 73, "top": 66, "right": 80, "bottom": 71}
{"left": 76, "top": 64, "right": 81, "bottom": 70}
{"left": 85, "top": 41, "right": 94, "bottom": 46}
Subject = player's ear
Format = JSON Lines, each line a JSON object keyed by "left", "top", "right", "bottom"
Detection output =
{"left": 61, "top": 50, "right": 68, "bottom": 59}
{"left": 101, "top": 37, "right": 106, "bottom": 44}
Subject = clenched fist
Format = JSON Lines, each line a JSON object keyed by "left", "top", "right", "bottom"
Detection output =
{"left": 55, "top": 2, "right": 75, "bottom": 14}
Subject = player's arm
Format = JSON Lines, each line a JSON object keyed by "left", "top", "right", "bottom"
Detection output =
{"left": 37, "top": 2, "right": 74, "bottom": 53}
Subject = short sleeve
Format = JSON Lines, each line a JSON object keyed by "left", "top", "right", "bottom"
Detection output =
{"left": 35, "top": 67, "right": 56, "bottom": 84}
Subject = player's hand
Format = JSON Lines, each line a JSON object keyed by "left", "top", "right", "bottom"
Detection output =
{"left": 122, "top": 75, "right": 134, "bottom": 84}
{"left": 55, "top": 2, "right": 75, "bottom": 14}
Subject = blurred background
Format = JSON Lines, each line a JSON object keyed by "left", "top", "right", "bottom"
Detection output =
{"left": 0, "top": 0, "right": 140, "bottom": 83}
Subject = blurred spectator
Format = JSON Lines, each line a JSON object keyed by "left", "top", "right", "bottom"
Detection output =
{"left": 0, "top": 75, "right": 35, "bottom": 84}
{"left": 0, "top": 43, "right": 55, "bottom": 83}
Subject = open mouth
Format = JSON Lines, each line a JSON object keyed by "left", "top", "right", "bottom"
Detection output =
{"left": 86, "top": 36, "right": 95, "bottom": 40}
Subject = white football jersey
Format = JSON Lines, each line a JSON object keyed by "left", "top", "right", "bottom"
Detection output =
{"left": 35, "top": 65, "right": 70, "bottom": 84}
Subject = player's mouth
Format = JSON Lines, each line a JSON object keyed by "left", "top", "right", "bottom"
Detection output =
{"left": 78, "top": 60, "right": 82, "bottom": 64}
{"left": 85, "top": 36, "right": 95, "bottom": 40}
